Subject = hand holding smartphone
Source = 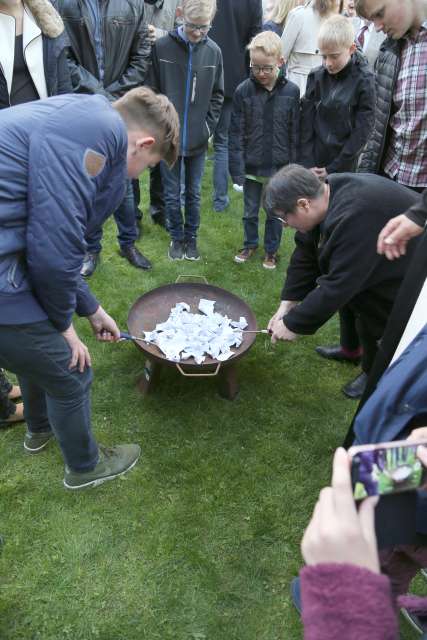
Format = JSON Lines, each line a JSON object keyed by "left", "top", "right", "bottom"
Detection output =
{"left": 349, "top": 437, "right": 427, "bottom": 500}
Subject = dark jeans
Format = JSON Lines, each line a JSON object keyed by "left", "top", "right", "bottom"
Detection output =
{"left": 161, "top": 153, "right": 205, "bottom": 242}
{"left": 213, "top": 97, "right": 233, "bottom": 211}
{"left": 149, "top": 164, "right": 164, "bottom": 216}
{"left": 87, "top": 179, "right": 138, "bottom": 253}
{"left": 339, "top": 306, "right": 360, "bottom": 352}
{"left": 243, "top": 178, "right": 282, "bottom": 254}
{"left": 347, "top": 309, "right": 382, "bottom": 374}
{"left": 0, "top": 321, "right": 98, "bottom": 472}
{"left": 0, "top": 369, "right": 14, "bottom": 420}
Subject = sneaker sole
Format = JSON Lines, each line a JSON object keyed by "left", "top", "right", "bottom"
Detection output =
{"left": 168, "top": 253, "right": 184, "bottom": 261}
{"left": 234, "top": 256, "right": 248, "bottom": 263}
{"left": 63, "top": 454, "right": 140, "bottom": 490}
{"left": 24, "top": 438, "right": 52, "bottom": 454}
{"left": 184, "top": 254, "right": 200, "bottom": 261}
{"left": 262, "top": 263, "right": 276, "bottom": 270}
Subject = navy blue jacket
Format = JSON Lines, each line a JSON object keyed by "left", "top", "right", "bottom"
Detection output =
{"left": 0, "top": 94, "right": 127, "bottom": 332}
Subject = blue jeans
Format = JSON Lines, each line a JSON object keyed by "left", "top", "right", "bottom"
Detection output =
{"left": 243, "top": 178, "right": 282, "bottom": 254}
{"left": 86, "top": 179, "right": 138, "bottom": 253}
{"left": 213, "top": 97, "right": 232, "bottom": 211}
{"left": 0, "top": 321, "right": 98, "bottom": 472}
{"left": 161, "top": 154, "right": 206, "bottom": 242}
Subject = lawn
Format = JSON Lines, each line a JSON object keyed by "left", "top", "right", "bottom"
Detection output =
{"left": 0, "top": 160, "right": 421, "bottom": 639}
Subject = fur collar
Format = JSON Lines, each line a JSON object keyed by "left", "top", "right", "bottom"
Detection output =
{"left": 25, "top": 0, "right": 64, "bottom": 38}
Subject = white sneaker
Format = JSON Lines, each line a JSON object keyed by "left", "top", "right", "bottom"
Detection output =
{"left": 233, "top": 183, "right": 243, "bottom": 193}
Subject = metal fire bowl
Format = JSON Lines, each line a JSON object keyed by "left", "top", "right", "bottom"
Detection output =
{"left": 127, "top": 281, "right": 257, "bottom": 372}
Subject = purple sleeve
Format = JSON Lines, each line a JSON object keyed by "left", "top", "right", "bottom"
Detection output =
{"left": 300, "top": 564, "right": 398, "bottom": 640}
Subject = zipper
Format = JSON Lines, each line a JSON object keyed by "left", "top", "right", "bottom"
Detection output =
{"left": 191, "top": 72, "right": 197, "bottom": 103}
{"left": 375, "top": 49, "right": 400, "bottom": 173}
{"left": 181, "top": 43, "right": 193, "bottom": 155}
{"left": 7, "top": 259, "right": 19, "bottom": 289}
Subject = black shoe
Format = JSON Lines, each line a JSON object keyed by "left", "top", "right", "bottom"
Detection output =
{"left": 119, "top": 245, "right": 152, "bottom": 270}
{"left": 185, "top": 239, "right": 200, "bottom": 261}
{"left": 168, "top": 240, "right": 184, "bottom": 260}
{"left": 80, "top": 252, "right": 99, "bottom": 278}
{"left": 342, "top": 372, "right": 368, "bottom": 399}
{"left": 315, "top": 344, "right": 361, "bottom": 364}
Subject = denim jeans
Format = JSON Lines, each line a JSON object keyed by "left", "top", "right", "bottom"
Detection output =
{"left": 0, "top": 321, "right": 98, "bottom": 472}
{"left": 243, "top": 178, "right": 282, "bottom": 254}
{"left": 161, "top": 153, "right": 206, "bottom": 242}
{"left": 86, "top": 179, "right": 138, "bottom": 253}
{"left": 213, "top": 97, "right": 233, "bottom": 211}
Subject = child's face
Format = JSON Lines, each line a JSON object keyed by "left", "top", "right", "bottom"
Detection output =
{"left": 320, "top": 44, "right": 355, "bottom": 75}
{"left": 250, "top": 50, "right": 283, "bottom": 89}
{"left": 182, "top": 10, "right": 212, "bottom": 43}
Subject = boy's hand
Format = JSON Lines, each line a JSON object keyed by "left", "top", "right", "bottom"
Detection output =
{"left": 88, "top": 306, "right": 120, "bottom": 342}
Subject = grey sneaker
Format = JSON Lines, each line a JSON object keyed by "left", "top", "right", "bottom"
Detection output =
{"left": 63, "top": 443, "right": 141, "bottom": 490}
{"left": 184, "top": 239, "right": 200, "bottom": 261}
{"left": 24, "top": 430, "right": 53, "bottom": 454}
{"left": 168, "top": 240, "right": 184, "bottom": 260}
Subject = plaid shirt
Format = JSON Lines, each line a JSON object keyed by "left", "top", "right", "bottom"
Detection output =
{"left": 383, "top": 21, "right": 427, "bottom": 187}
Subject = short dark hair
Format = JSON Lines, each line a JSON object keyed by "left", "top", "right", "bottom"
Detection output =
{"left": 264, "top": 164, "right": 324, "bottom": 217}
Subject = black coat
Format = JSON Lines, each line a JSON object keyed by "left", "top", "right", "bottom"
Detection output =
{"left": 209, "top": 0, "right": 262, "bottom": 98}
{"left": 228, "top": 71, "right": 300, "bottom": 183}
{"left": 58, "top": 0, "right": 151, "bottom": 98}
{"left": 357, "top": 38, "right": 401, "bottom": 174}
{"left": 281, "top": 173, "right": 420, "bottom": 336}
{"left": 149, "top": 30, "right": 223, "bottom": 157}
{"left": 300, "top": 52, "right": 375, "bottom": 173}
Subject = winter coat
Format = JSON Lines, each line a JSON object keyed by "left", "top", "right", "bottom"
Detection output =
{"left": 300, "top": 564, "right": 398, "bottom": 640}
{"left": 357, "top": 37, "right": 401, "bottom": 174}
{"left": 280, "top": 2, "right": 323, "bottom": 97}
{"left": 300, "top": 52, "right": 375, "bottom": 173}
{"left": 0, "top": 94, "right": 128, "bottom": 331}
{"left": 58, "top": 0, "right": 151, "bottom": 99}
{"left": 142, "top": 0, "right": 181, "bottom": 39}
{"left": 0, "top": 0, "right": 71, "bottom": 109}
{"left": 209, "top": 0, "right": 262, "bottom": 98}
{"left": 149, "top": 29, "right": 223, "bottom": 157}
{"left": 281, "top": 173, "right": 420, "bottom": 336}
{"left": 228, "top": 71, "right": 300, "bottom": 184}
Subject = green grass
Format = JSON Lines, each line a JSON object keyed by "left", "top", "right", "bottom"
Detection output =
{"left": 0, "top": 159, "right": 422, "bottom": 639}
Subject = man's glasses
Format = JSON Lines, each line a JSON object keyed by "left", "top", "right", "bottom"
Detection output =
{"left": 184, "top": 22, "right": 212, "bottom": 34}
{"left": 250, "top": 64, "right": 276, "bottom": 75}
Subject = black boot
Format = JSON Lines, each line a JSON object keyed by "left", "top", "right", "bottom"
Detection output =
{"left": 342, "top": 372, "right": 368, "bottom": 399}
{"left": 119, "top": 245, "right": 152, "bottom": 270}
{"left": 80, "top": 252, "right": 99, "bottom": 278}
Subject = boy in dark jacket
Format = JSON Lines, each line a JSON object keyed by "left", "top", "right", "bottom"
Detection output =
{"left": 300, "top": 14, "right": 375, "bottom": 177}
{"left": 229, "top": 31, "right": 299, "bottom": 270}
{"left": 150, "top": 0, "right": 224, "bottom": 261}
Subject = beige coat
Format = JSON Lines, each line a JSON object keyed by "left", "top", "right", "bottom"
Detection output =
{"left": 281, "top": 2, "right": 323, "bottom": 97}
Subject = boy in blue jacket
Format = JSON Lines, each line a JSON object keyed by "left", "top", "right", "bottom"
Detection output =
{"left": 229, "top": 31, "right": 300, "bottom": 270}
{"left": 0, "top": 88, "right": 179, "bottom": 489}
{"left": 150, "top": 0, "right": 224, "bottom": 261}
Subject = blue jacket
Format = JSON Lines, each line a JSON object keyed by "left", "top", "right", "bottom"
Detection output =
{"left": 0, "top": 94, "right": 127, "bottom": 332}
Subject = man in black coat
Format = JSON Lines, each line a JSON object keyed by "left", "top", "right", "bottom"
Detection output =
{"left": 265, "top": 165, "right": 420, "bottom": 393}
{"left": 209, "top": 0, "right": 262, "bottom": 211}
{"left": 59, "top": 0, "right": 153, "bottom": 275}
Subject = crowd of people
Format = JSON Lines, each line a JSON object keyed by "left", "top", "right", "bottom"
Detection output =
{"left": 0, "top": 0, "right": 427, "bottom": 636}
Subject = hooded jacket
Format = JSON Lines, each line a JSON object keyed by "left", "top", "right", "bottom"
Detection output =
{"left": 300, "top": 52, "right": 375, "bottom": 173}
{"left": 0, "top": 94, "right": 127, "bottom": 331}
{"left": 58, "top": 0, "right": 151, "bottom": 99}
{"left": 0, "top": 0, "right": 71, "bottom": 109}
{"left": 149, "top": 29, "right": 223, "bottom": 157}
{"left": 228, "top": 70, "right": 300, "bottom": 184}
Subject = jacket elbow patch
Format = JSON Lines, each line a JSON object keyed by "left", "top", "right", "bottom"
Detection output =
{"left": 84, "top": 149, "right": 106, "bottom": 178}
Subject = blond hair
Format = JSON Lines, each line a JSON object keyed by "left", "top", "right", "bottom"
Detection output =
{"left": 181, "top": 0, "right": 217, "bottom": 21}
{"left": 114, "top": 87, "right": 180, "bottom": 167}
{"left": 318, "top": 14, "right": 355, "bottom": 49}
{"left": 268, "top": 0, "right": 299, "bottom": 28}
{"left": 247, "top": 30, "right": 282, "bottom": 59}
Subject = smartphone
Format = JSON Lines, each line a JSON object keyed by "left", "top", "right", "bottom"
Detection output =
{"left": 348, "top": 438, "right": 427, "bottom": 500}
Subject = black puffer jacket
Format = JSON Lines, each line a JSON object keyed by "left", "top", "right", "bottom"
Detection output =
{"left": 300, "top": 52, "right": 375, "bottom": 173}
{"left": 228, "top": 71, "right": 300, "bottom": 184}
{"left": 358, "top": 38, "right": 401, "bottom": 173}
{"left": 58, "top": 0, "right": 151, "bottom": 98}
{"left": 149, "top": 30, "right": 224, "bottom": 157}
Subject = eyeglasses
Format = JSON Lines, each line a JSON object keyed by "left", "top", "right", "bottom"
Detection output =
{"left": 250, "top": 64, "right": 276, "bottom": 75}
{"left": 184, "top": 22, "right": 212, "bottom": 34}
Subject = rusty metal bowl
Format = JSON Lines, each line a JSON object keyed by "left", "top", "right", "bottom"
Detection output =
{"left": 127, "top": 279, "right": 257, "bottom": 375}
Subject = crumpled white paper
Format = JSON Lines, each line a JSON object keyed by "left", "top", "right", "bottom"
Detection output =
{"left": 142, "top": 299, "right": 247, "bottom": 364}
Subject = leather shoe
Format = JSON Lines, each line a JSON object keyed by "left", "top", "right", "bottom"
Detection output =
{"left": 80, "top": 252, "right": 99, "bottom": 278}
{"left": 119, "top": 245, "right": 152, "bottom": 270}
{"left": 315, "top": 344, "right": 361, "bottom": 364}
{"left": 342, "top": 372, "right": 368, "bottom": 399}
